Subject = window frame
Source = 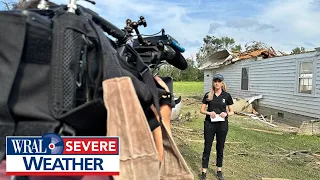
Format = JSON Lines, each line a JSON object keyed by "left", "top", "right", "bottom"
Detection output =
{"left": 241, "top": 67, "right": 249, "bottom": 91}
{"left": 295, "top": 59, "right": 316, "bottom": 96}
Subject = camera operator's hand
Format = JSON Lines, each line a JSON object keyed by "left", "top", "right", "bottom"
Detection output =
{"left": 150, "top": 75, "right": 173, "bottom": 163}
{"left": 153, "top": 75, "right": 172, "bottom": 133}
{"left": 154, "top": 75, "right": 170, "bottom": 98}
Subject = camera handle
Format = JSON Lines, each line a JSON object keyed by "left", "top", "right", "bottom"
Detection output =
{"left": 125, "top": 16, "right": 149, "bottom": 46}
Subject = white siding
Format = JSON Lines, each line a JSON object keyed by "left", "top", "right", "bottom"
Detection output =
{"left": 317, "top": 53, "right": 320, "bottom": 96}
{"left": 203, "top": 51, "right": 320, "bottom": 119}
{"left": 203, "top": 70, "right": 214, "bottom": 93}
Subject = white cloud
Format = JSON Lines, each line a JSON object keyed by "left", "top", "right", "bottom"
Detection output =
{"left": 208, "top": 0, "right": 320, "bottom": 53}
{"left": 55, "top": 0, "right": 320, "bottom": 58}
{"left": 91, "top": 0, "right": 211, "bottom": 59}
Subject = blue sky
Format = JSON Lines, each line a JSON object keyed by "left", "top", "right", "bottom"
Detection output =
{"left": 1, "top": 0, "right": 320, "bottom": 59}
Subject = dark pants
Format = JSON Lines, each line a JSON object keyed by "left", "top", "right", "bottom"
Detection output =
{"left": 202, "top": 120, "right": 228, "bottom": 168}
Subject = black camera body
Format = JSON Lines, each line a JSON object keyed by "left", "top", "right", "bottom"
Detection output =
{"left": 131, "top": 34, "right": 187, "bottom": 70}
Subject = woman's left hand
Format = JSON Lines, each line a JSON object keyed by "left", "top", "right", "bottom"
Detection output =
{"left": 220, "top": 112, "right": 228, "bottom": 118}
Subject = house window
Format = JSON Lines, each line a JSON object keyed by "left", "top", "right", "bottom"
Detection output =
{"left": 241, "top": 67, "right": 249, "bottom": 90}
{"left": 298, "top": 61, "right": 313, "bottom": 94}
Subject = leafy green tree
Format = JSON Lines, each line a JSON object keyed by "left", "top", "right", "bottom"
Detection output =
{"left": 157, "top": 58, "right": 204, "bottom": 82}
{"left": 196, "top": 36, "right": 242, "bottom": 67}
{"left": 233, "top": 44, "right": 242, "bottom": 52}
{"left": 291, "top": 47, "right": 306, "bottom": 54}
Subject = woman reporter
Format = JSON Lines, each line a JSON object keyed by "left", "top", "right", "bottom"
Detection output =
{"left": 199, "top": 74, "right": 234, "bottom": 180}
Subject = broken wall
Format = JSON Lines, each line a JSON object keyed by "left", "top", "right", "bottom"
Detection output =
{"left": 257, "top": 106, "right": 315, "bottom": 128}
{"left": 232, "top": 98, "right": 257, "bottom": 114}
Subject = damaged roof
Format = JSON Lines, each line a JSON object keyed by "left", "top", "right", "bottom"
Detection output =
{"left": 198, "top": 46, "right": 318, "bottom": 70}
{"left": 198, "top": 48, "right": 277, "bottom": 70}
{"left": 236, "top": 49, "right": 277, "bottom": 61}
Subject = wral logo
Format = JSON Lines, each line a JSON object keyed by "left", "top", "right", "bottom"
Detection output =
{"left": 43, "top": 133, "right": 64, "bottom": 155}
{"left": 6, "top": 133, "right": 120, "bottom": 176}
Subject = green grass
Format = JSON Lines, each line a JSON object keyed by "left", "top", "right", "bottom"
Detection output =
{"left": 171, "top": 81, "right": 320, "bottom": 180}
{"left": 173, "top": 81, "right": 204, "bottom": 97}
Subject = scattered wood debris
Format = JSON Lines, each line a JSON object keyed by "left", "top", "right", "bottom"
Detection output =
{"left": 185, "top": 139, "right": 244, "bottom": 144}
{"left": 236, "top": 112, "right": 278, "bottom": 127}
{"left": 262, "top": 178, "right": 291, "bottom": 180}
{"left": 241, "top": 127, "right": 283, "bottom": 135}
{"left": 172, "top": 126, "right": 194, "bottom": 132}
{"left": 285, "top": 150, "right": 312, "bottom": 157}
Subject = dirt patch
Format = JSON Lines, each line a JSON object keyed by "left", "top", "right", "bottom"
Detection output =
{"left": 182, "top": 97, "right": 201, "bottom": 106}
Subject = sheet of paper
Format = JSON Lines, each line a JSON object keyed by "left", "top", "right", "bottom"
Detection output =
{"left": 210, "top": 115, "right": 225, "bottom": 122}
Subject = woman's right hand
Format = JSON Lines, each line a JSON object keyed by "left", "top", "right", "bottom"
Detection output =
{"left": 207, "top": 111, "right": 216, "bottom": 118}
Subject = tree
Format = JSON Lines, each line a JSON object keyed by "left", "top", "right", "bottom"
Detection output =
{"left": 157, "top": 57, "right": 204, "bottom": 82}
{"left": 1, "top": 0, "right": 29, "bottom": 10}
{"left": 244, "top": 41, "right": 272, "bottom": 52}
{"left": 220, "top": 37, "right": 242, "bottom": 52}
{"left": 291, "top": 47, "right": 306, "bottom": 54}
{"left": 1, "top": 0, "right": 56, "bottom": 10}
{"left": 1, "top": 0, "right": 11, "bottom": 10}
{"left": 232, "top": 44, "right": 242, "bottom": 52}
{"left": 196, "top": 35, "right": 242, "bottom": 67}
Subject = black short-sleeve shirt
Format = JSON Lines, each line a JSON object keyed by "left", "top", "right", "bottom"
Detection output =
{"left": 202, "top": 91, "right": 234, "bottom": 121}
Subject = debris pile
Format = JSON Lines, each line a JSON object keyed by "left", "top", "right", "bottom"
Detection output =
{"left": 233, "top": 95, "right": 263, "bottom": 114}
{"left": 233, "top": 95, "right": 278, "bottom": 127}
{"left": 199, "top": 41, "right": 279, "bottom": 70}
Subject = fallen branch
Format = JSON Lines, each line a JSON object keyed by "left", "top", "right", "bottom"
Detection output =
{"left": 261, "top": 118, "right": 278, "bottom": 127}
{"left": 241, "top": 127, "right": 283, "bottom": 135}
{"left": 262, "top": 178, "right": 291, "bottom": 180}
{"left": 172, "top": 126, "right": 195, "bottom": 132}
{"left": 260, "top": 114, "right": 266, "bottom": 122}
{"left": 226, "top": 152, "right": 248, "bottom": 157}
{"left": 186, "top": 139, "right": 244, "bottom": 144}
{"left": 236, "top": 112, "right": 278, "bottom": 127}
{"left": 312, "top": 153, "right": 320, "bottom": 159}
{"left": 285, "top": 150, "right": 312, "bottom": 157}
{"left": 174, "top": 134, "right": 187, "bottom": 144}
{"left": 1, "top": 0, "right": 10, "bottom": 10}
{"left": 237, "top": 152, "right": 248, "bottom": 156}
{"left": 275, "top": 145, "right": 288, "bottom": 152}
{"left": 235, "top": 111, "right": 247, "bottom": 116}
{"left": 185, "top": 102, "right": 198, "bottom": 106}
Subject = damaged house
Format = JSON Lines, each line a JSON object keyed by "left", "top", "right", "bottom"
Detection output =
{"left": 199, "top": 47, "right": 320, "bottom": 127}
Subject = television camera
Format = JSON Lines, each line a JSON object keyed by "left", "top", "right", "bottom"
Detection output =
{"left": 61, "top": 0, "right": 187, "bottom": 105}
{"left": 49, "top": 0, "right": 189, "bottom": 73}
{"left": 0, "top": 0, "right": 187, "bottom": 171}
{"left": 34, "top": 0, "right": 187, "bottom": 78}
